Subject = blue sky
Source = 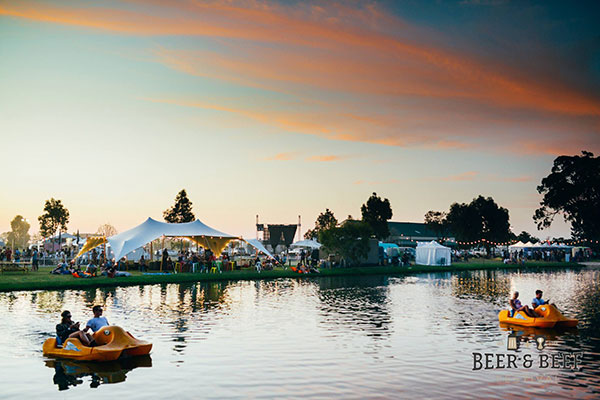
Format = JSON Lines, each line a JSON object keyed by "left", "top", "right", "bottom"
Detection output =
{"left": 1, "top": 0, "right": 598, "bottom": 239}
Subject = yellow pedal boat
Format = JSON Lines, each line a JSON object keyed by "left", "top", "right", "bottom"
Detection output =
{"left": 43, "top": 326, "right": 152, "bottom": 362}
{"left": 498, "top": 304, "right": 578, "bottom": 329}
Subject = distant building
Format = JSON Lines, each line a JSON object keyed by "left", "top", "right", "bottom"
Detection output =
{"left": 387, "top": 222, "right": 455, "bottom": 247}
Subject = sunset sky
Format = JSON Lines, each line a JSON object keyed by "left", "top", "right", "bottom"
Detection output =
{"left": 1, "top": 0, "right": 599, "bottom": 239}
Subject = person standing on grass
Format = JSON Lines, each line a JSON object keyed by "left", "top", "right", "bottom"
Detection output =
{"left": 84, "top": 305, "right": 109, "bottom": 333}
{"left": 32, "top": 249, "right": 39, "bottom": 271}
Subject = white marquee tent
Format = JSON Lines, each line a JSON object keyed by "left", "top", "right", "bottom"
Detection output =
{"left": 290, "top": 239, "right": 322, "bottom": 249}
{"left": 415, "top": 241, "right": 451, "bottom": 266}
{"left": 108, "top": 217, "right": 238, "bottom": 261}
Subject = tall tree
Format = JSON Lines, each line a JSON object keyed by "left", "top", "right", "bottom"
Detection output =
{"left": 319, "top": 220, "right": 373, "bottom": 266}
{"left": 446, "top": 195, "right": 511, "bottom": 255}
{"left": 305, "top": 208, "right": 338, "bottom": 239}
{"left": 97, "top": 224, "right": 118, "bottom": 237}
{"left": 38, "top": 198, "right": 70, "bottom": 239}
{"left": 163, "top": 189, "right": 196, "bottom": 223}
{"left": 534, "top": 151, "right": 600, "bottom": 240}
{"left": 360, "top": 192, "right": 393, "bottom": 240}
{"left": 424, "top": 211, "right": 449, "bottom": 241}
{"left": 7, "top": 215, "right": 30, "bottom": 249}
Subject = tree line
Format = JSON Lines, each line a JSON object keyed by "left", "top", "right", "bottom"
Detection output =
{"left": 2, "top": 152, "right": 598, "bottom": 254}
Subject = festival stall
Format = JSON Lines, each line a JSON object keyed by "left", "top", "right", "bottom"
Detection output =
{"left": 290, "top": 239, "right": 322, "bottom": 249}
{"left": 415, "top": 241, "right": 451, "bottom": 266}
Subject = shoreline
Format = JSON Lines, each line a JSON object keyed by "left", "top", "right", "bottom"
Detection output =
{"left": 0, "top": 261, "right": 586, "bottom": 293}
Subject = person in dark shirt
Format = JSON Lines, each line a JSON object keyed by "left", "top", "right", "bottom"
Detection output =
{"left": 56, "top": 310, "right": 95, "bottom": 346}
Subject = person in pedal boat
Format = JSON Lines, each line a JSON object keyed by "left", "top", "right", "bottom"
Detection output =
{"left": 509, "top": 291, "right": 538, "bottom": 318}
{"left": 532, "top": 290, "right": 551, "bottom": 309}
{"left": 56, "top": 310, "right": 96, "bottom": 347}
{"left": 83, "top": 305, "right": 109, "bottom": 333}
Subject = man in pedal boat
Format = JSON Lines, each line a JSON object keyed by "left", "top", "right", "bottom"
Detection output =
{"left": 509, "top": 291, "right": 538, "bottom": 318}
{"left": 83, "top": 305, "right": 110, "bottom": 333}
{"left": 532, "top": 290, "right": 551, "bottom": 309}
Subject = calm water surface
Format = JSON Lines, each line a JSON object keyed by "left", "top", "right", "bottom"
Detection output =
{"left": 0, "top": 268, "right": 599, "bottom": 399}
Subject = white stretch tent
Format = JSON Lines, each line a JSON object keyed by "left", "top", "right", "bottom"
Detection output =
{"left": 416, "top": 241, "right": 451, "bottom": 266}
{"left": 509, "top": 241, "right": 525, "bottom": 251}
{"left": 108, "top": 217, "right": 237, "bottom": 260}
{"left": 290, "top": 239, "right": 322, "bottom": 249}
{"left": 245, "top": 239, "right": 276, "bottom": 260}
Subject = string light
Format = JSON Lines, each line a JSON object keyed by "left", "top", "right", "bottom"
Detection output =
{"left": 396, "top": 233, "right": 598, "bottom": 246}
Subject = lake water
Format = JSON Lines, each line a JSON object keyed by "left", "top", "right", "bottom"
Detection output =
{"left": 0, "top": 267, "right": 599, "bottom": 399}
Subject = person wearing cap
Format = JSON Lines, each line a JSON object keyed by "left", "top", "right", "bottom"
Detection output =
{"left": 56, "top": 310, "right": 95, "bottom": 346}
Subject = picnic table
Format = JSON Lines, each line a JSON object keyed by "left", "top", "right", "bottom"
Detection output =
{"left": 0, "top": 261, "right": 30, "bottom": 274}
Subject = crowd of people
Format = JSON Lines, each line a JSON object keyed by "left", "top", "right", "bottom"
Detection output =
{"left": 50, "top": 257, "right": 131, "bottom": 278}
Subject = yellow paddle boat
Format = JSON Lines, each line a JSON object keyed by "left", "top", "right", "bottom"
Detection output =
{"left": 498, "top": 304, "right": 578, "bottom": 329}
{"left": 43, "top": 326, "right": 152, "bottom": 362}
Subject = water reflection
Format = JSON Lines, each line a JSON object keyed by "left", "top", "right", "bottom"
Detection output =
{"left": 499, "top": 322, "right": 579, "bottom": 345}
{"left": 46, "top": 355, "right": 152, "bottom": 391}
{"left": 451, "top": 270, "right": 511, "bottom": 305}
{"left": 1, "top": 268, "right": 600, "bottom": 398}
{"left": 316, "top": 276, "right": 392, "bottom": 341}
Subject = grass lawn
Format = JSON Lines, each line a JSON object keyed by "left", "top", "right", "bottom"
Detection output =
{"left": 0, "top": 261, "right": 581, "bottom": 293}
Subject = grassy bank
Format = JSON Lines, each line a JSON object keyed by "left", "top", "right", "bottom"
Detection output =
{"left": 0, "top": 261, "right": 583, "bottom": 293}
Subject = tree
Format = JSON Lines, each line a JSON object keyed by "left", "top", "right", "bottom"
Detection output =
{"left": 319, "top": 220, "right": 373, "bottom": 266}
{"left": 360, "top": 192, "right": 393, "bottom": 240}
{"left": 38, "top": 198, "right": 70, "bottom": 239}
{"left": 7, "top": 215, "right": 30, "bottom": 249}
{"left": 163, "top": 189, "right": 195, "bottom": 223}
{"left": 534, "top": 151, "right": 600, "bottom": 240}
{"left": 305, "top": 208, "right": 338, "bottom": 239}
{"left": 424, "top": 211, "right": 449, "bottom": 242}
{"left": 446, "top": 195, "right": 511, "bottom": 255}
{"left": 97, "top": 224, "right": 118, "bottom": 237}
{"left": 515, "top": 231, "right": 538, "bottom": 244}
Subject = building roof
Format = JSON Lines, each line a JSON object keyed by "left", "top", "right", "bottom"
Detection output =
{"left": 388, "top": 222, "right": 439, "bottom": 238}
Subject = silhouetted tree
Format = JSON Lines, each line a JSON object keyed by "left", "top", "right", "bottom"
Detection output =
{"left": 515, "top": 231, "right": 538, "bottom": 244}
{"left": 319, "top": 220, "right": 373, "bottom": 266}
{"left": 38, "top": 198, "right": 70, "bottom": 239}
{"left": 424, "top": 210, "right": 449, "bottom": 242}
{"left": 361, "top": 192, "right": 393, "bottom": 240}
{"left": 163, "top": 189, "right": 195, "bottom": 223}
{"left": 534, "top": 151, "right": 600, "bottom": 241}
{"left": 446, "top": 195, "right": 511, "bottom": 255}
{"left": 305, "top": 209, "right": 338, "bottom": 239}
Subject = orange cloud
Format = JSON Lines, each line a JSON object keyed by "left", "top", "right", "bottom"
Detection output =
{"left": 306, "top": 155, "right": 346, "bottom": 162}
{"left": 4, "top": 1, "right": 600, "bottom": 117}
{"left": 265, "top": 152, "right": 295, "bottom": 161}
{"left": 8, "top": 1, "right": 597, "bottom": 155}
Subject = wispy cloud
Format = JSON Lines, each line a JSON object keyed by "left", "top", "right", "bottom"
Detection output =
{"left": 265, "top": 152, "right": 296, "bottom": 161}
{"left": 306, "top": 155, "right": 347, "bottom": 162}
{"left": 5, "top": 0, "right": 598, "bottom": 155}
